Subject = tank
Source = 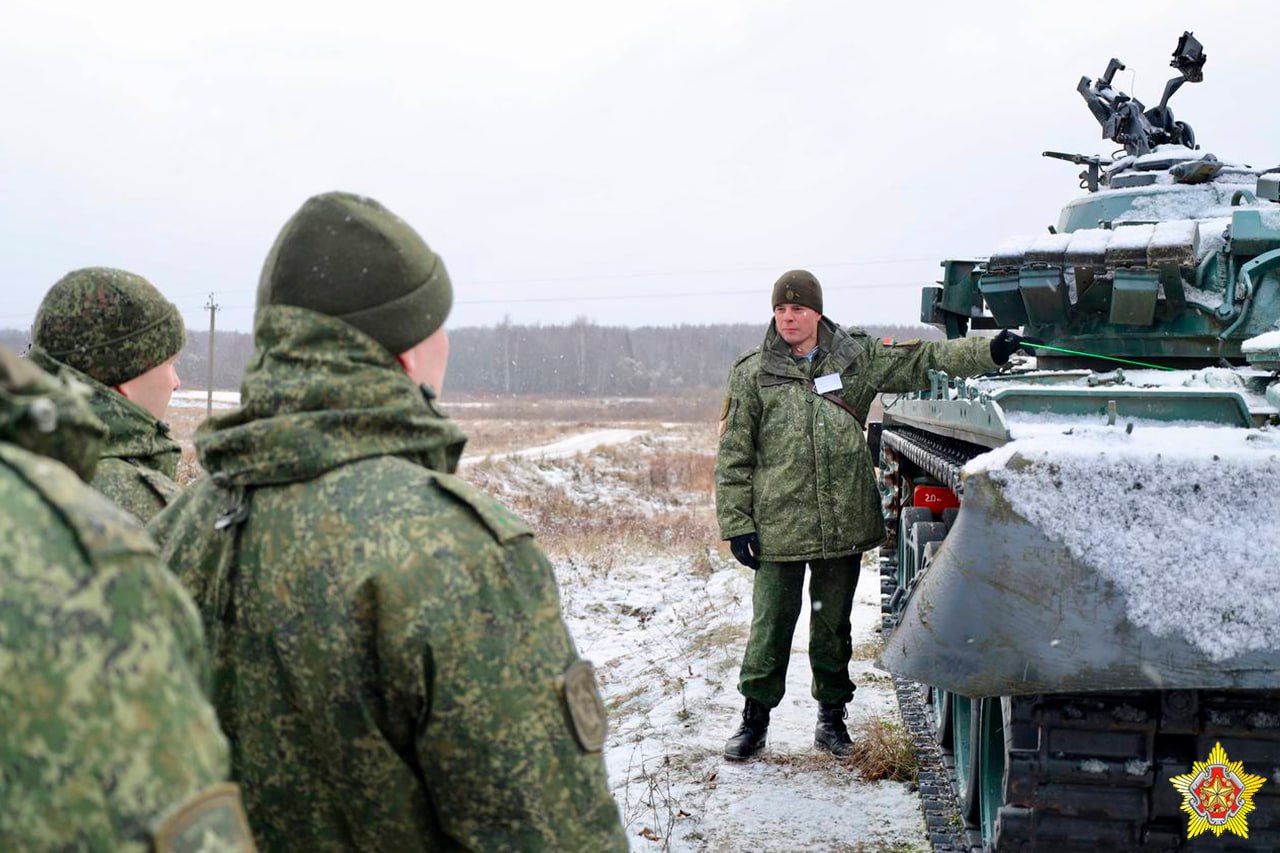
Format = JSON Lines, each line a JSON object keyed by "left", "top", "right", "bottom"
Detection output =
{"left": 873, "top": 32, "right": 1280, "bottom": 851}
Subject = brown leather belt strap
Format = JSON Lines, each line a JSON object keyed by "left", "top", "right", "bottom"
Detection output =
{"left": 818, "top": 390, "right": 864, "bottom": 428}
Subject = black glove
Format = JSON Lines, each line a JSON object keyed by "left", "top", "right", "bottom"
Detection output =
{"left": 989, "top": 329, "right": 1025, "bottom": 365}
{"left": 729, "top": 533, "right": 761, "bottom": 570}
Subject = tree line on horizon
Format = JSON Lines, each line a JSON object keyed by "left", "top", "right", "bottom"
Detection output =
{"left": 1, "top": 319, "right": 942, "bottom": 395}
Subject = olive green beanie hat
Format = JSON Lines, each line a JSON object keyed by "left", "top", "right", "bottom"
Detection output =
{"left": 771, "top": 269, "right": 823, "bottom": 314}
{"left": 32, "top": 267, "right": 186, "bottom": 388}
{"left": 257, "top": 191, "right": 453, "bottom": 355}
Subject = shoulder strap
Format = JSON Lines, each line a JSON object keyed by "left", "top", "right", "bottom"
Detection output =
{"left": 0, "top": 443, "right": 156, "bottom": 560}
{"left": 432, "top": 473, "right": 533, "bottom": 544}
{"left": 818, "top": 391, "right": 865, "bottom": 428}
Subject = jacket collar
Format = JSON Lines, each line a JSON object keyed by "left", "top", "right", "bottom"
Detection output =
{"left": 27, "top": 346, "right": 178, "bottom": 476}
{"left": 759, "top": 317, "right": 865, "bottom": 380}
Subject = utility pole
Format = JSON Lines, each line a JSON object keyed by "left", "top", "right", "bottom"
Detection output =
{"left": 204, "top": 294, "right": 218, "bottom": 417}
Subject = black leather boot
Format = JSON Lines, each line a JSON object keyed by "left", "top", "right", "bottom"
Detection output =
{"left": 815, "top": 703, "right": 854, "bottom": 757}
{"left": 723, "top": 698, "right": 770, "bottom": 761}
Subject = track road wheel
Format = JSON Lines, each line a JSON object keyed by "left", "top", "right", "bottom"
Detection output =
{"left": 977, "top": 698, "right": 1006, "bottom": 851}
{"left": 932, "top": 687, "right": 952, "bottom": 748}
{"left": 953, "top": 694, "right": 978, "bottom": 825}
{"left": 897, "top": 507, "right": 932, "bottom": 587}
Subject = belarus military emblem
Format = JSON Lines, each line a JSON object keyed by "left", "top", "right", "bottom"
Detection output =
{"left": 1169, "top": 741, "right": 1266, "bottom": 839}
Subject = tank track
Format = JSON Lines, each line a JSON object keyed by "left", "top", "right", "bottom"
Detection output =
{"left": 892, "top": 668, "right": 980, "bottom": 852}
{"left": 990, "top": 689, "right": 1280, "bottom": 851}
{"left": 880, "top": 425, "right": 990, "bottom": 493}
{"left": 881, "top": 426, "right": 1280, "bottom": 851}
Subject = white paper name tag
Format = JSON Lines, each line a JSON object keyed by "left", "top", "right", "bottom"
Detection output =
{"left": 814, "top": 373, "right": 843, "bottom": 394}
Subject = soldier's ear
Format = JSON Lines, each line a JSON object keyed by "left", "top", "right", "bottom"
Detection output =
{"left": 395, "top": 350, "right": 415, "bottom": 376}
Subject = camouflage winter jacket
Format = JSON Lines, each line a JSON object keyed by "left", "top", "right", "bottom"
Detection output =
{"left": 149, "top": 306, "right": 626, "bottom": 852}
{"left": 29, "top": 346, "right": 182, "bottom": 522}
{"left": 715, "top": 318, "right": 997, "bottom": 562}
{"left": 0, "top": 347, "right": 253, "bottom": 851}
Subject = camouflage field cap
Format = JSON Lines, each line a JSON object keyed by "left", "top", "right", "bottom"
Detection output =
{"left": 33, "top": 268, "right": 185, "bottom": 388}
{"left": 257, "top": 191, "right": 453, "bottom": 355}
{"left": 771, "top": 269, "right": 823, "bottom": 315}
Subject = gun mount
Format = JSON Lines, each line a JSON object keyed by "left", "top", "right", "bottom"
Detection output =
{"left": 1077, "top": 31, "right": 1206, "bottom": 157}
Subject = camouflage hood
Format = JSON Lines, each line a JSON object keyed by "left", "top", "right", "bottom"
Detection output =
{"left": 197, "top": 305, "right": 466, "bottom": 486}
{"left": 0, "top": 345, "right": 105, "bottom": 481}
{"left": 27, "top": 346, "right": 180, "bottom": 479}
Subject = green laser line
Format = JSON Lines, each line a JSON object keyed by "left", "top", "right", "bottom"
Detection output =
{"left": 1022, "top": 342, "right": 1177, "bottom": 372}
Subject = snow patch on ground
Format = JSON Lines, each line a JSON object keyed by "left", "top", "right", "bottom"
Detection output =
{"left": 966, "top": 424, "right": 1280, "bottom": 660}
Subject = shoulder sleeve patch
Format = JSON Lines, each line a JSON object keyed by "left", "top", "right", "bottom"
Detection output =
{"left": 891, "top": 338, "right": 923, "bottom": 348}
{"left": 152, "top": 782, "right": 256, "bottom": 852}
{"left": 558, "top": 659, "right": 607, "bottom": 753}
{"left": 432, "top": 473, "right": 533, "bottom": 544}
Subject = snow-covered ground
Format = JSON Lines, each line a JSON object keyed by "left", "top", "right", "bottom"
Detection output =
{"left": 562, "top": 552, "right": 927, "bottom": 852}
{"left": 481, "top": 425, "right": 929, "bottom": 852}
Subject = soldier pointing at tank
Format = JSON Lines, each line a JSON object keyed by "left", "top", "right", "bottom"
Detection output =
{"left": 716, "top": 269, "right": 1022, "bottom": 760}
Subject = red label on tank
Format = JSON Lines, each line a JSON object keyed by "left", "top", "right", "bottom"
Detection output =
{"left": 913, "top": 485, "right": 959, "bottom": 514}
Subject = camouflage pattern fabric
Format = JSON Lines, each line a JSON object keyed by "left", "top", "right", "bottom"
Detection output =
{"left": 31, "top": 266, "right": 185, "bottom": 388}
{"left": 0, "top": 342, "right": 105, "bottom": 480}
{"left": 738, "top": 556, "right": 860, "bottom": 708}
{"left": 30, "top": 346, "right": 181, "bottom": 522}
{"left": 149, "top": 305, "right": 626, "bottom": 852}
{"left": 0, "top": 346, "right": 253, "bottom": 852}
{"left": 716, "top": 318, "right": 997, "bottom": 561}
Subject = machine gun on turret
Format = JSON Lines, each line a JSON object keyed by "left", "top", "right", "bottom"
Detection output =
{"left": 1076, "top": 30, "right": 1206, "bottom": 157}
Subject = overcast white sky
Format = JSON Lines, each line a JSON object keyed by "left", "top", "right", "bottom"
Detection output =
{"left": 2, "top": 0, "right": 1278, "bottom": 333}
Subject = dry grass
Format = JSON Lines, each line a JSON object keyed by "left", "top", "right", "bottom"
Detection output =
{"left": 472, "top": 466, "right": 717, "bottom": 557}
{"left": 848, "top": 718, "right": 919, "bottom": 783}
{"left": 643, "top": 449, "right": 717, "bottom": 495}
{"left": 851, "top": 637, "right": 885, "bottom": 661}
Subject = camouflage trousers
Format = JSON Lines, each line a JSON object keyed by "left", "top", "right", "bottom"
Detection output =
{"left": 738, "top": 556, "right": 860, "bottom": 708}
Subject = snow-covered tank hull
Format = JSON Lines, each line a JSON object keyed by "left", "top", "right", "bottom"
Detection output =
{"left": 874, "top": 33, "right": 1280, "bottom": 851}
{"left": 881, "top": 433, "right": 1280, "bottom": 697}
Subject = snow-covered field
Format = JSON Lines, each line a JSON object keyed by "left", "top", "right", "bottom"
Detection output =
{"left": 475, "top": 426, "right": 929, "bottom": 852}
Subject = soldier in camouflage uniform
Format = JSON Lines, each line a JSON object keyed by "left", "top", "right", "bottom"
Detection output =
{"left": 29, "top": 267, "right": 185, "bottom": 522}
{"left": 148, "top": 191, "right": 627, "bottom": 851}
{"left": 0, "top": 345, "right": 255, "bottom": 851}
{"left": 716, "top": 270, "right": 1022, "bottom": 760}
